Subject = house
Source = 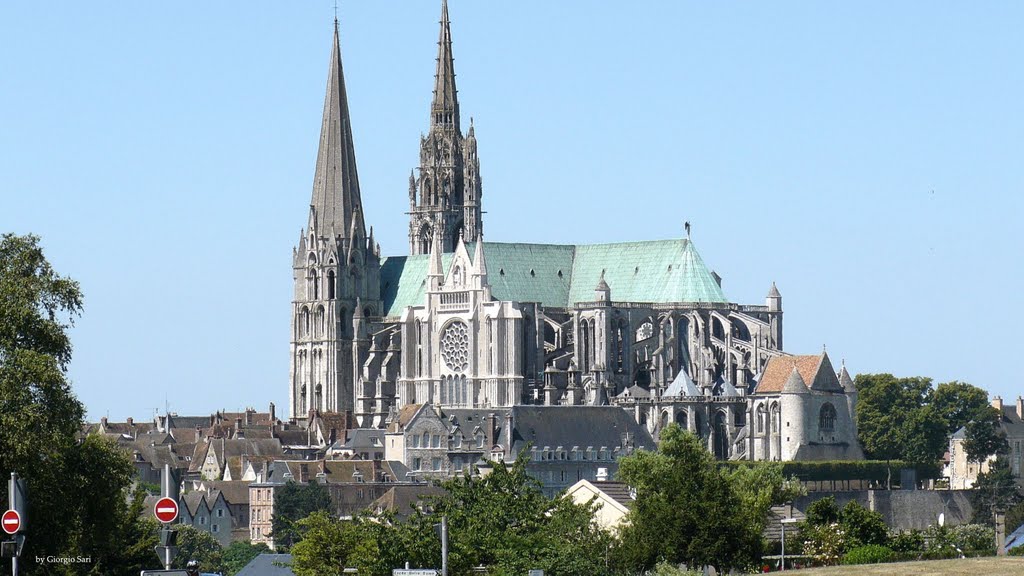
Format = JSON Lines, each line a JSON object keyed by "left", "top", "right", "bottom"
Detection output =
{"left": 179, "top": 490, "right": 233, "bottom": 547}
{"left": 565, "top": 478, "right": 634, "bottom": 533}
{"left": 949, "top": 395, "right": 1024, "bottom": 489}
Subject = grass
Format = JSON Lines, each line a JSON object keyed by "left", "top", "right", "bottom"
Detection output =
{"left": 788, "top": 556, "right": 1024, "bottom": 575}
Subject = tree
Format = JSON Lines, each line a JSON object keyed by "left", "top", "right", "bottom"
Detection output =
{"left": 171, "top": 525, "right": 225, "bottom": 574}
{"left": 722, "top": 463, "right": 804, "bottom": 538}
{"left": 291, "top": 453, "right": 614, "bottom": 576}
{"left": 271, "top": 480, "right": 333, "bottom": 550}
{"left": 932, "top": 381, "right": 991, "bottom": 435}
{"left": 0, "top": 233, "right": 149, "bottom": 574}
{"left": 963, "top": 406, "right": 1009, "bottom": 463}
{"left": 614, "top": 424, "right": 765, "bottom": 573}
{"left": 839, "top": 501, "right": 888, "bottom": 547}
{"left": 970, "top": 457, "right": 1022, "bottom": 525}
{"left": 854, "top": 374, "right": 946, "bottom": 466}
{"left": 223, "top": 541, "right": 271, "bottom": 576}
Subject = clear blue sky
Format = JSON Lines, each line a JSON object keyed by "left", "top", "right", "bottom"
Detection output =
{"left": 2, "top": 2, "right": 1021, "bottom": 421}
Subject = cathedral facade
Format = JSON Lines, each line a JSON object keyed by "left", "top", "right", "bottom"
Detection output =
{"left": 289, "top": 2, "right": 862, "bottom": 461}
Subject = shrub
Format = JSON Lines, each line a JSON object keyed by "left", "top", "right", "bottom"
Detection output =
{"left": 843, "top": 544, "right": 895, "bottom": 565}
{"left": 805, "top": 497, "right": 840, "bottom": 526}
{"left": 888, "top": 529, "right": 924, "bottom": 553}
{"left": 950, "top": 523, "right": 995, "bottom": 553}
{"left": 1008, "top": 544, "right": 1024, "bottom": 556}
{"left": 647, "top": 562, "right": 702, "bottom": 576}
{"left": 803, "top": 522, "right": 848, "bottom": 566}
{"left": 840, "top": 500, "right": 888, "bottom": 546}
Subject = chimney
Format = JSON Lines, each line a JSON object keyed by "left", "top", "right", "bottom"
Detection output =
{"left": 486, "top": 413, "right": 497, "bottom": 450}
{"left": 596, "top": 467, "right": 609, "bottom": 482}
{"left": 127, "top": 417, "right": 134, "bottom": 427}
{"left": 244, "top": 409, "right": 252, "bottom": 426}
{"left": 269, "top": 402, "right": 276, "bottom": 422}
{"left": 101, "top": 416, "right": 108, "bottom": 427}
{"left": 1017, "top": 397, "right": 1023, "bottom": 420}
{"left": 504, "top": 412, "right": 514, "bottom": 459}
{"left": 235, "top": 417, "right": 242, "bottom": 434}
{"left": 329, "top": 428, "right": 337, "bottom": 444}
{"left": 992, "top": 396, "right": 1004, "bottom": 413}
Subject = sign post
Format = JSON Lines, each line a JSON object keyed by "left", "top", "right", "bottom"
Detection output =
{"left": 151, "top": 465, "right": 180, "bottom": 572}
{"left": 154, "top": 498, "right": 179, "bottom": 524}
{"left": 5, "top": 472, "right": 27, "bottom": 576}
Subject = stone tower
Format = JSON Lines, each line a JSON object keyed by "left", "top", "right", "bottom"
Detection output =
{"left": 290, "top": 20, "right": 382, "bottom": 421}
{"left": 408, "top": 0, "right": 483, "bottom": 255}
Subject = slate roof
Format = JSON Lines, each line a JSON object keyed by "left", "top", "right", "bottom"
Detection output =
{"left": 235, "top": 553, "right": 295, "bottom": 576}
{"left": 370, "top": 485, "right": 447, "bottom": 519}
{"left": 664, "top": 370, "right": 701, "bottom": 397}
{"left": 588, "top": 481, "right": 634, "bottom": 508}
{"left": 202, "top": 481, "right": 250, "bottom": 505}
{"left": 380, "top": 239, "right": 727, "bottom": 318}
{"left": 500, "top": 406, "right": 656, "bottom": 454}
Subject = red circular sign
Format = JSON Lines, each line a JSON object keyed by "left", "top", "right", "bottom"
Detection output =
{"left": 154, "top": 497, "right": 179, "bottom": 524}
{"left": 1, "top": 510, "right": 20, "bottom": 535}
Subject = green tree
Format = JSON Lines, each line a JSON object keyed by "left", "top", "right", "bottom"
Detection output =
{"left": 839, "top": 500, "right": 888, "bottom": 547}
{"left": 614, "top": 424, "right": 763, "bottom": 573}
{"left": 970, "top": 457, "right": 1022, "bottom": 525}
{"left": 932, "top": 381, "right": 991, "bottom": 435}
{"left": 722, "top": 463, "right": 804, "bottom": 538}
{"left": 290, "top": 511, "right": 358, "bottom": 576}
{"left": 0, "top": 233, "right": 148, "bottom": 574}
{"left": 805, "top": 496, "right": 841, "bottom": 526}
{"left": 271, "top": 480, "right": 333, "bottom": 550}
{"left": 854, "top": 374, "right": 946, "bottom": 467}
{"left": 223, "top": 541, "right": 271, "bottom": 576}
{"left": 171, "top": 525, "right": 225, "bottom": 574}
{"left": 963, "top": 406, "right": 1009, "bottom": 462}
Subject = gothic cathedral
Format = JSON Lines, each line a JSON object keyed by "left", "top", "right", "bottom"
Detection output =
{"left": 289, "top": 2, "right": 863, "bottom": 461}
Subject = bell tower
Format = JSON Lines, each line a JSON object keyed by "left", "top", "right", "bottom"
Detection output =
{"left": 408, "top": 0, "right": 483, "bottom": 255}
{"left": 290, "top": 19, "right": 382, "bottom": 420}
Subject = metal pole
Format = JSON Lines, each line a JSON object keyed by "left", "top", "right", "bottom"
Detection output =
{"left": 780, "top": 522, "right": 785, "bottom": 571}
{"left": 441, "top": 515, "right": 448, "bottom": 576}
{"left": 12, "top": 555, "right": 17, "bottom": 576}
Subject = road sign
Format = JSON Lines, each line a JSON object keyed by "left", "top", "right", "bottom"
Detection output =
{"left": 1, "top": 510, "right": 20, "bottom": 535}
{"left": 392, "top": 570, "right": 438, "bottom": 576}
{"left": 154, "top": 497, "right": 179, "bottom": 524}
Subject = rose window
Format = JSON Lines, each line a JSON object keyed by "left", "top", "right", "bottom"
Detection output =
{"left": 440, "top": 321, "right": 469, "bottom": 372}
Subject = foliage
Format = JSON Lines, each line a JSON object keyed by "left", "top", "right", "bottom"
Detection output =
{"left": 842, "top": 544, "right": 895, "bottom": 565}
{"left": 888, "top": 529, "right": 924, "bottom": 553}
{"left": 1005, "top": 499, "right": 1024, "bottom": 534}
{"left": 1009, "top": 544, "right": 1024, "bottom": 556}
{"left": 839, "top": 500, "right": 889, "bottom": 547}
{"left": 963, "top": 406, "right": 1009, "bottom": 462}
{"left": 948, "top": 523, "right": 995, "bottom": 553}
{"left": 613, "top": 424, "right": 767, "bottom": 573}
{"left": 223, "top": 541, "right": 271, "bottom": 576}
{"left": 0, "top": 233, "right": 155, "bottom": 575}
{"left": 969, "top": 457, "right": 1023, "bottom": 525}
{"left": 271, "top": 480, "right": 333, "bottom": 550}
{"left": 291, "top": 452, "right": 614, "bottom": 576}
{"left": 290, "top": 511, "right": 359, "bottom": 576}
{"left": 802, "top": 522, "right": 847, "bottom": 565}
{"left": 171, "top": 525, "right": 225, "bottom": 574}
{"left": 805, "top": 497, "right": 840, "bottom": 526}
{"left": 932, "top": 381, "right": 991, "bottom": 435}
{"left": 647, "top": 562, "right": 703, "bottom": 576}
{"left": 722, "top": 463, "right": 804, "bottom": 538}
{"left": 854, "top": 374, "right": 948, "bottom": 466}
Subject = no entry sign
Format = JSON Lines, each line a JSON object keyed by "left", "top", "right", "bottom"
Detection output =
{"left": 1, "top": 509, "right": 20, "bottom": 535}
{"left": 154, "top": 497, "right": 179, "bottom": 524}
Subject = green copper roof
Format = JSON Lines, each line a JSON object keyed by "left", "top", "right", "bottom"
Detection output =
{"left": 379, "top": 238, "right": 727, "bottom": 318}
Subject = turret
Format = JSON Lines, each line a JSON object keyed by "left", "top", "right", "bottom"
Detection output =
{"left": 766, "top": 282, "right": 783, "bottom": 350}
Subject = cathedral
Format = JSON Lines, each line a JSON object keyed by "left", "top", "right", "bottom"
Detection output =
{"left": 288, "top": 2, "right": 862, "bottom": 462}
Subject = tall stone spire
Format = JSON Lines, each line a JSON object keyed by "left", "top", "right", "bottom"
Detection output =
{"left": 310, "top": 19, "right": 365, "bottom": 240}
{"left": 409, "top": 0, "right": 483, "bottom": 256}
{"left": 431, "top": 0, "right": 460, "bottom": 130}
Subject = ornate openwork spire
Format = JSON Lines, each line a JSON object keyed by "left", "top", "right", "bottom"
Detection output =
{"left": 310, "top": 20, "right": 365, "bottom": 240}
{"left": 431, "top": 0, "right": 460, "bottom": 130}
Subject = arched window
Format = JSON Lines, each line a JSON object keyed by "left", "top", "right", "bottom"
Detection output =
{"left": 300, "top": 307, "right": 310, "bottom": 337}
{"left": 415, "top": 320, "right": 423, "bottom": 376}
{"left": 770, "top": 403, "right": 781, "bottom": 434}
{"left": 315, "top": 307, "right": 325, "bottom": 337}
{"left": 579, "top": 321, "right": 590, "bottom": 373}
{"left": 307, "top": 269, "right": 318, "bottom": 300}
{"left": 326, "top": 270, "right": 336, "bottom": 300}
{"left": 676, "top": 410, "right": 688, "bottom": 429}
{"left": 615, "top": 325, "right": 624, "bottom": 372}
{"left": 486, "top": 319, "right": 493, "bottom": 374}
{"left": 819, "top": 403, "right": 837, "bottom": 432}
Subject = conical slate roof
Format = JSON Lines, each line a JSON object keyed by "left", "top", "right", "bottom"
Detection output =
{"left": 664, "top": 370, "right": 701, "bottom": 397}
{"left": 781, "top": 367, "right": 810, "bottom": 395}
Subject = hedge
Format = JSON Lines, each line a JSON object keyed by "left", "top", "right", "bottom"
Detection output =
{"left": 720, "top": 460, "right": 942, "bottom": 482}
